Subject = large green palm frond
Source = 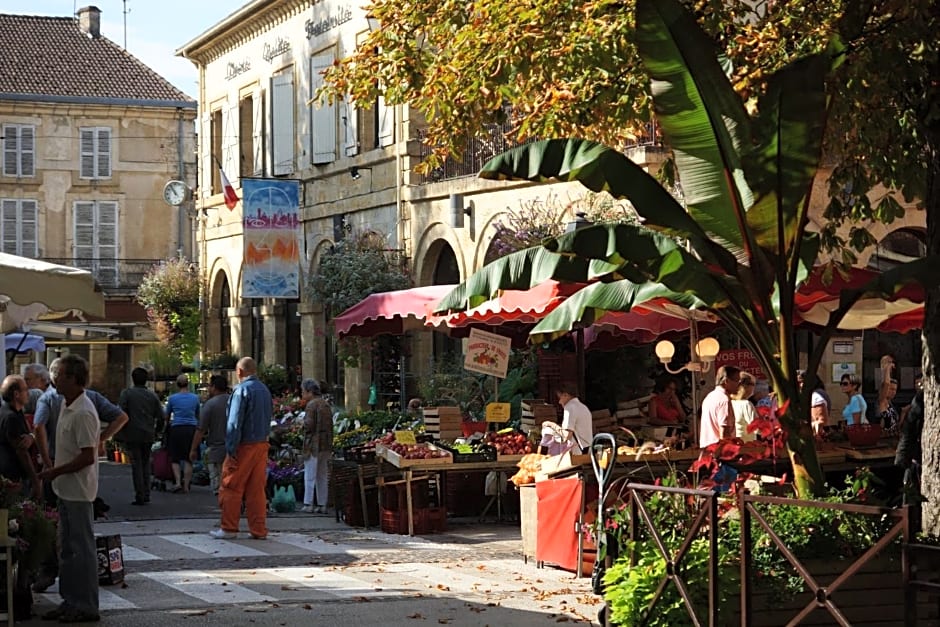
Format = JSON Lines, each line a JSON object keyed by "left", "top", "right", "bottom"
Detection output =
{"left": 431, "top": 246, "right": 621, "bottom": 313}
{"left": 636, "top": 0, "right": 755, "bottom": 265}
{"left": 478, "top": 138, "right": 738, "bottom": 274}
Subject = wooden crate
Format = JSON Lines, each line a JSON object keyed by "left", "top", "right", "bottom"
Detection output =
{"left": 423, "top": 406, "right": 463, "bottom": 440}
{"left": 376, "top": 443, "right": 453, "bottom": 468}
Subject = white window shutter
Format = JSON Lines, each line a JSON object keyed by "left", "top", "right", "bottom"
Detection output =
{"left": 20, "top": 200, "right": 37, "bottom": 257}
{"left": 1, "top": 199, "right": 17, "bottom": 254}
{"left": 97, "top": 201, "right": 119, "bottom": 286}
{"left": 343, "top": 99, "right": 359, "bottom": 157}
{"left": 2, "top": 126, "right": 17, "bottom": 177}
{"left": 309, "top": 51, "right": 336, "bottom": 165}
{"left": 271, "top": 73, "right": 295, "bottom": 175}
{"left": 80, "top": 129, "right": 95, "bottom": 178}
{"left": 377, "top": 95, "right": 394, "bottom": 147}
{"left": 97, "top": 128, "right": 111, "bottom": 178}
{"left": 20, "top": 126, "right": 34, "bottom": 177}
{"left": 73, "top": 201, "right": 96, "bottom": 271}
{"left": 252, "top": 89, "right": 265, "bottom": 176}
{"left": 224, "top": 103, "right": 239, "bottom": 186}
{"left": 200, "top": 112, "right": 212, "bottom": 196}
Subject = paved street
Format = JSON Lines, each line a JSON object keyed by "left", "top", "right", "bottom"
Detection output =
{"left": 20, "top": 461, "right": 600, "bottom": 625}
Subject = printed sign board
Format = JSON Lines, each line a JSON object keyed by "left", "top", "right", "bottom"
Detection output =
{"left": 715, "top": 348, "right": 767, "bottom": 381}
{"left": 464, "top": 328, "right": 511, "bottom": 378}
{"left": 485, "top": 402, "right": 511, "bottom": 423}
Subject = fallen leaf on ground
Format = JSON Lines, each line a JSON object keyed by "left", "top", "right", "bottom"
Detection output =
{"left": 352, "top": 596, "right": 371, "bottom": 602}
{"left": 407, "top": 613, "right": 424, "bottom": 619}
{"left": 437, "top": 619, "right": 452, "bottom": 624}
{"left": 303, "top": 604, "right": 312, "bottom": 610}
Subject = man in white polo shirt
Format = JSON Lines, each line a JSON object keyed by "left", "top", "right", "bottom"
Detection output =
{"left": 38, "top": 355, "right": 100, "bottom": 623}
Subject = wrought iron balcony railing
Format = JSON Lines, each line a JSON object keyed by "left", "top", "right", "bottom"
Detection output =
{"left": 413, "top": 117, "right": 661, "bottom": 184}
{"left": 42, "top": 258, "right": 164, "bottom": 292}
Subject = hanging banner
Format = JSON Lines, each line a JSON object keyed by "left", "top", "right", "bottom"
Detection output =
{"left": 715, "top": 348, "right": 767, "bottom": 381}
{"left": 464, "top": 328, "right": 511, "bottom": 378}
{"left": 242, "top": 178, "right": 301, "bottom": 298}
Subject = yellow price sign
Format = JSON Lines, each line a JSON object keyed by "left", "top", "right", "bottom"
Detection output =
{"left": 485, "top": 402, "right": 511, "bottom": 423}
{"left": 394, "top": 430, "right": 417, "bottom": 444}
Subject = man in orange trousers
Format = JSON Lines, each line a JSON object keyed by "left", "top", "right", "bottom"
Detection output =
{"left": 210, "top": 357, "right": 273, "bottom": 540}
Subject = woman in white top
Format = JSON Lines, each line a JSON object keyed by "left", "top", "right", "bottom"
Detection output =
{"left": 731, "top": 373, "right": 758, "bottom": 442}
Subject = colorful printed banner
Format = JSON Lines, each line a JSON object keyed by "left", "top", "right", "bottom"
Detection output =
{"left": 242, "top": 178, "right": 301, "bottom": 298}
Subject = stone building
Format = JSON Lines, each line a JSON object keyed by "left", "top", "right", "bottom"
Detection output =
{"left": 0, "top": 6, "right": 197, "bottom": 397}
{"left": 179, "top": 0, "right": 926, "bottom": 414}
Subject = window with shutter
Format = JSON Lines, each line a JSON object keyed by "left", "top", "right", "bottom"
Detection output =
{"left": 377, "top": 95, "right": 394, "bottom": 147}
{"left": 19, "top": 200, "right": 37, "bottom": 257}
{"left": 1, "top": 199, "right": 17, "bottom": 254}
{"left": 343, "top": 99, "right": 359, "bottom": 157}
{"left": 0, "top": 199, "right": 39, "bottom": 256}
{"left": 252, "top": 90, "right": 265, "bottom": 176}
{"left": 309, "top": 51, "right": 336, "bottom": 165}
{"left": 239, "top": 95, "right": 254, "bottom": 179}
{"left": 271, "top": 71, "right": 295, "bottom": 175}
{"left": 2, "top": 125, "right": 36, "bottom": 177}
{"left": 210, "top": 110, "right": 223, "bottom": 193}
{"left": 73, "top": 200, "right": 120, "bottom": 287}
{"left": 79, "top": 127, "right": 112, "bottom": 179}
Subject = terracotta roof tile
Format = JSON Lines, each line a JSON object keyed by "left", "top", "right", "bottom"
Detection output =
{"left": 0, "top": 13, "right": 194, "bottom": 104}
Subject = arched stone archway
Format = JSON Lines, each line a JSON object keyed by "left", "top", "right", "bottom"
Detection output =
{"left": 413, "top": 223, "right": 467, "bottom": 286}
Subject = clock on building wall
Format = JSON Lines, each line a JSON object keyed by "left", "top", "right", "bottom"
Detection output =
{"left": 163, "top": 180, "right": 190, "bottom": 206}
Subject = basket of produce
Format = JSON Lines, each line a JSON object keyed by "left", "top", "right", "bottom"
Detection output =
{"left": 845, "top": 424, "right": 883, "bottom": 448}
{"left": 438, "top": 441, "right": 497, "bottom": 463}
{"left": 376, "top": 442, "right": 453, "bottom": 468}
{"left": 483, "top": 429, "right": 536, "bottom": 462}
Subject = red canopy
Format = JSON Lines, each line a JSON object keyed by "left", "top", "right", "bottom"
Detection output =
{"left": 425, "top": 279, "right": 585, "bottom": 328}
{"left": 583, "top": 307, "right": 718, "bottom": 350}
{"left": 795, "top": 266, "right": 924, "bottom": 333}
{"left": 333, "top": 285, "right": 457, "bottom": 338}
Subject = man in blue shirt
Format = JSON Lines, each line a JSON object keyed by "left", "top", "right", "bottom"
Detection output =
{"left": 211, "top": 357, "right": 272, "bottom": 540}
{"left": 164, "top": 374, "right": 200, "bottom": 493}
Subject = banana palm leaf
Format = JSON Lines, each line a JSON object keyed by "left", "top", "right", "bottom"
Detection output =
{"left": 635, "top": 0, "right": 755, "bottom": 263}
{"left": 431, "top": 247, "right": 621, "bottom": 314}
{"left": 528, "top": 281, "right": 708, "bottom": 344}
{"left": 478, "top": 138, "right": 738, "bottom": 274}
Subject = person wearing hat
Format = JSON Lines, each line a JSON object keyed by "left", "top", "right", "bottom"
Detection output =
{"left": 300, "top": 379, "right": 333, "bottom": 514}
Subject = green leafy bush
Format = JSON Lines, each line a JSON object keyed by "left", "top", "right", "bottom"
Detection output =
{"left": 137, "top": 258, "right": 201, "bottom": 364}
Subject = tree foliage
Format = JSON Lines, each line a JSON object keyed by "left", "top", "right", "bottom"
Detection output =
{"left": 136, "top": 258, "right": 200, "bottom": 364}
{"left": 307, "top": 230, "right": 412, "bottom": 318}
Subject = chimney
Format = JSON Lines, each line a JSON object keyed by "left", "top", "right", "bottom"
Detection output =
{"left": 77, "top": 5, "right": 101, "bottom": 38}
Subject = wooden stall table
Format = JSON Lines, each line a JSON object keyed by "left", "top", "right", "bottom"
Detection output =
{"left": 376, "top": 458, "right": 522, "bottom": 536}
{"left": 329, "top": 458, "right": 381, "bottom": 528}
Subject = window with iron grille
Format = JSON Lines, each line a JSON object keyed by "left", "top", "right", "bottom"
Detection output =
{"left": 79, "top": 127, "right": 112, "bottom": 179}
{"left": 73, "top": 200, "right": 118, "bottom": 287}
{"left": 0, "top": 198, "right": 38, "bottom": 257}
{"left": 2, "top": 124, "right": 35, "bottom": 177}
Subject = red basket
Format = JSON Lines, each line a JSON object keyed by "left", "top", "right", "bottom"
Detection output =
{"left": 845, "top": 424, "right": 883, "bottom": 447}
{"left": 462, "top": 421, "right": 488, "bottom": 437}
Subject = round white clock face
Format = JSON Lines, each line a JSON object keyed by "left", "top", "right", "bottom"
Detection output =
{"left": 163, "top": 180, "right": 188, "bottom": 206}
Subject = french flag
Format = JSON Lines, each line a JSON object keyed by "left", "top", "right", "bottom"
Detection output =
{"left": 219, "top": 166, "right": 239, "bottom": 210}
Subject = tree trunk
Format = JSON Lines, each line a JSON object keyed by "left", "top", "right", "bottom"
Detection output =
{"left": 782, "top": 410, "right": 826, "bottom": 498}
{"left": 919, "top": 132, "right": 940, "bottom": 535}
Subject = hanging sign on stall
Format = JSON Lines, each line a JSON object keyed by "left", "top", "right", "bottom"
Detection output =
{"left": 394, "top": 430, "right": 417, "bottom": 445}
{"left": 715, "top": 348, "right": 767, "bottom": 380}
{"left": 485, "top": 402, "right": 511, "bottom": 423}
{"left": 464, "top": 328, "right": 511, "bottom": 378}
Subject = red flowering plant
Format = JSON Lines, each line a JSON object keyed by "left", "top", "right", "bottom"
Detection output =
{"left": 8, "top": 497, "right": 58, "bottom": 574}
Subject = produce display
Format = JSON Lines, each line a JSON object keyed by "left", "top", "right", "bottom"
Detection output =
{"left": 483, "top": 430, "right": 535, "bottom": 456}
{"left": 510, "top": 453, "right": 548, "bottom": 485}
{"left": 382, "top": 442, "right": 451, "bottom": 460}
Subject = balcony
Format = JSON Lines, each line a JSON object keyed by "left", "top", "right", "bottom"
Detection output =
{"left": 42, "top": 258, "right": 164, "bottom": 294}
{"left": 413, "top": 116, "right": 661, "bottom": 184}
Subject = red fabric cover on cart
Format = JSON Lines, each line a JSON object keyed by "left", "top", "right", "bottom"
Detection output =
{"left": 333, "top": 284, "right": 457, "bottom": 338}
{"left": 535, "top": 476, "right": 598, "bottom": 573}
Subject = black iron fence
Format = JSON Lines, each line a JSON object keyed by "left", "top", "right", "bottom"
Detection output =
{"left": 43, "top": 258, "right": 163, "bottom": 292}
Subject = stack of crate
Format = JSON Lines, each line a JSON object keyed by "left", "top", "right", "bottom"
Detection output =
{"left": 591, "top": 408, "right": 618, "bottom": 435}
{"left": 521, "top": 400, "right": 558, "bottom": 438}
{"left": 616, "top": 395, "right": 651, "bottom": 428}
{"left": 423, "top": 406, "right": 463, "bottom": 440}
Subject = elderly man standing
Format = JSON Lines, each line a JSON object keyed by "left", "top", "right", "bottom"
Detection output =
{"left": 211, "top": 357, "right": 272, "bottom": 540}
{"left": 699, "top": 366, "right": 741, "bottom": 448}
{"left": 0, "top": 375, "right": 42, "bottom": 500}
{"left": 39, "top": 355, "right": 101, "bottom": 623}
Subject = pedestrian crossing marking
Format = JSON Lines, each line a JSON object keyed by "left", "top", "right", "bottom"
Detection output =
{"left": 160, "top": 534, "right": 268, "bottom": 558}
{"left": 121, "top": 545, "right": 161, "bottom": 562}
{"left": 140, "top": 569, "right": 276, "bottom": 604}
{"left": 345, "top": 530, "right": 473, "bottom": 552}
{"left": 41, "top": 586, "right": 138, "bottom": 611}
{"left": 265, "top": 532, "right": 354, "bottom": 554}
{"left": 264, "top": 566, "right": 389, "bottom": 599}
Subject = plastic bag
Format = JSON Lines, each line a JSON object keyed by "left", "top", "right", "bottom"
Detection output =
{"left": 272, "top": 484, "right": 297, "bottom": 513}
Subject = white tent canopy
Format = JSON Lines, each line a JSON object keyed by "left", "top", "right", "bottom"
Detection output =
{"left": 1, "top": 253, "right": 105, "bottom": 378}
